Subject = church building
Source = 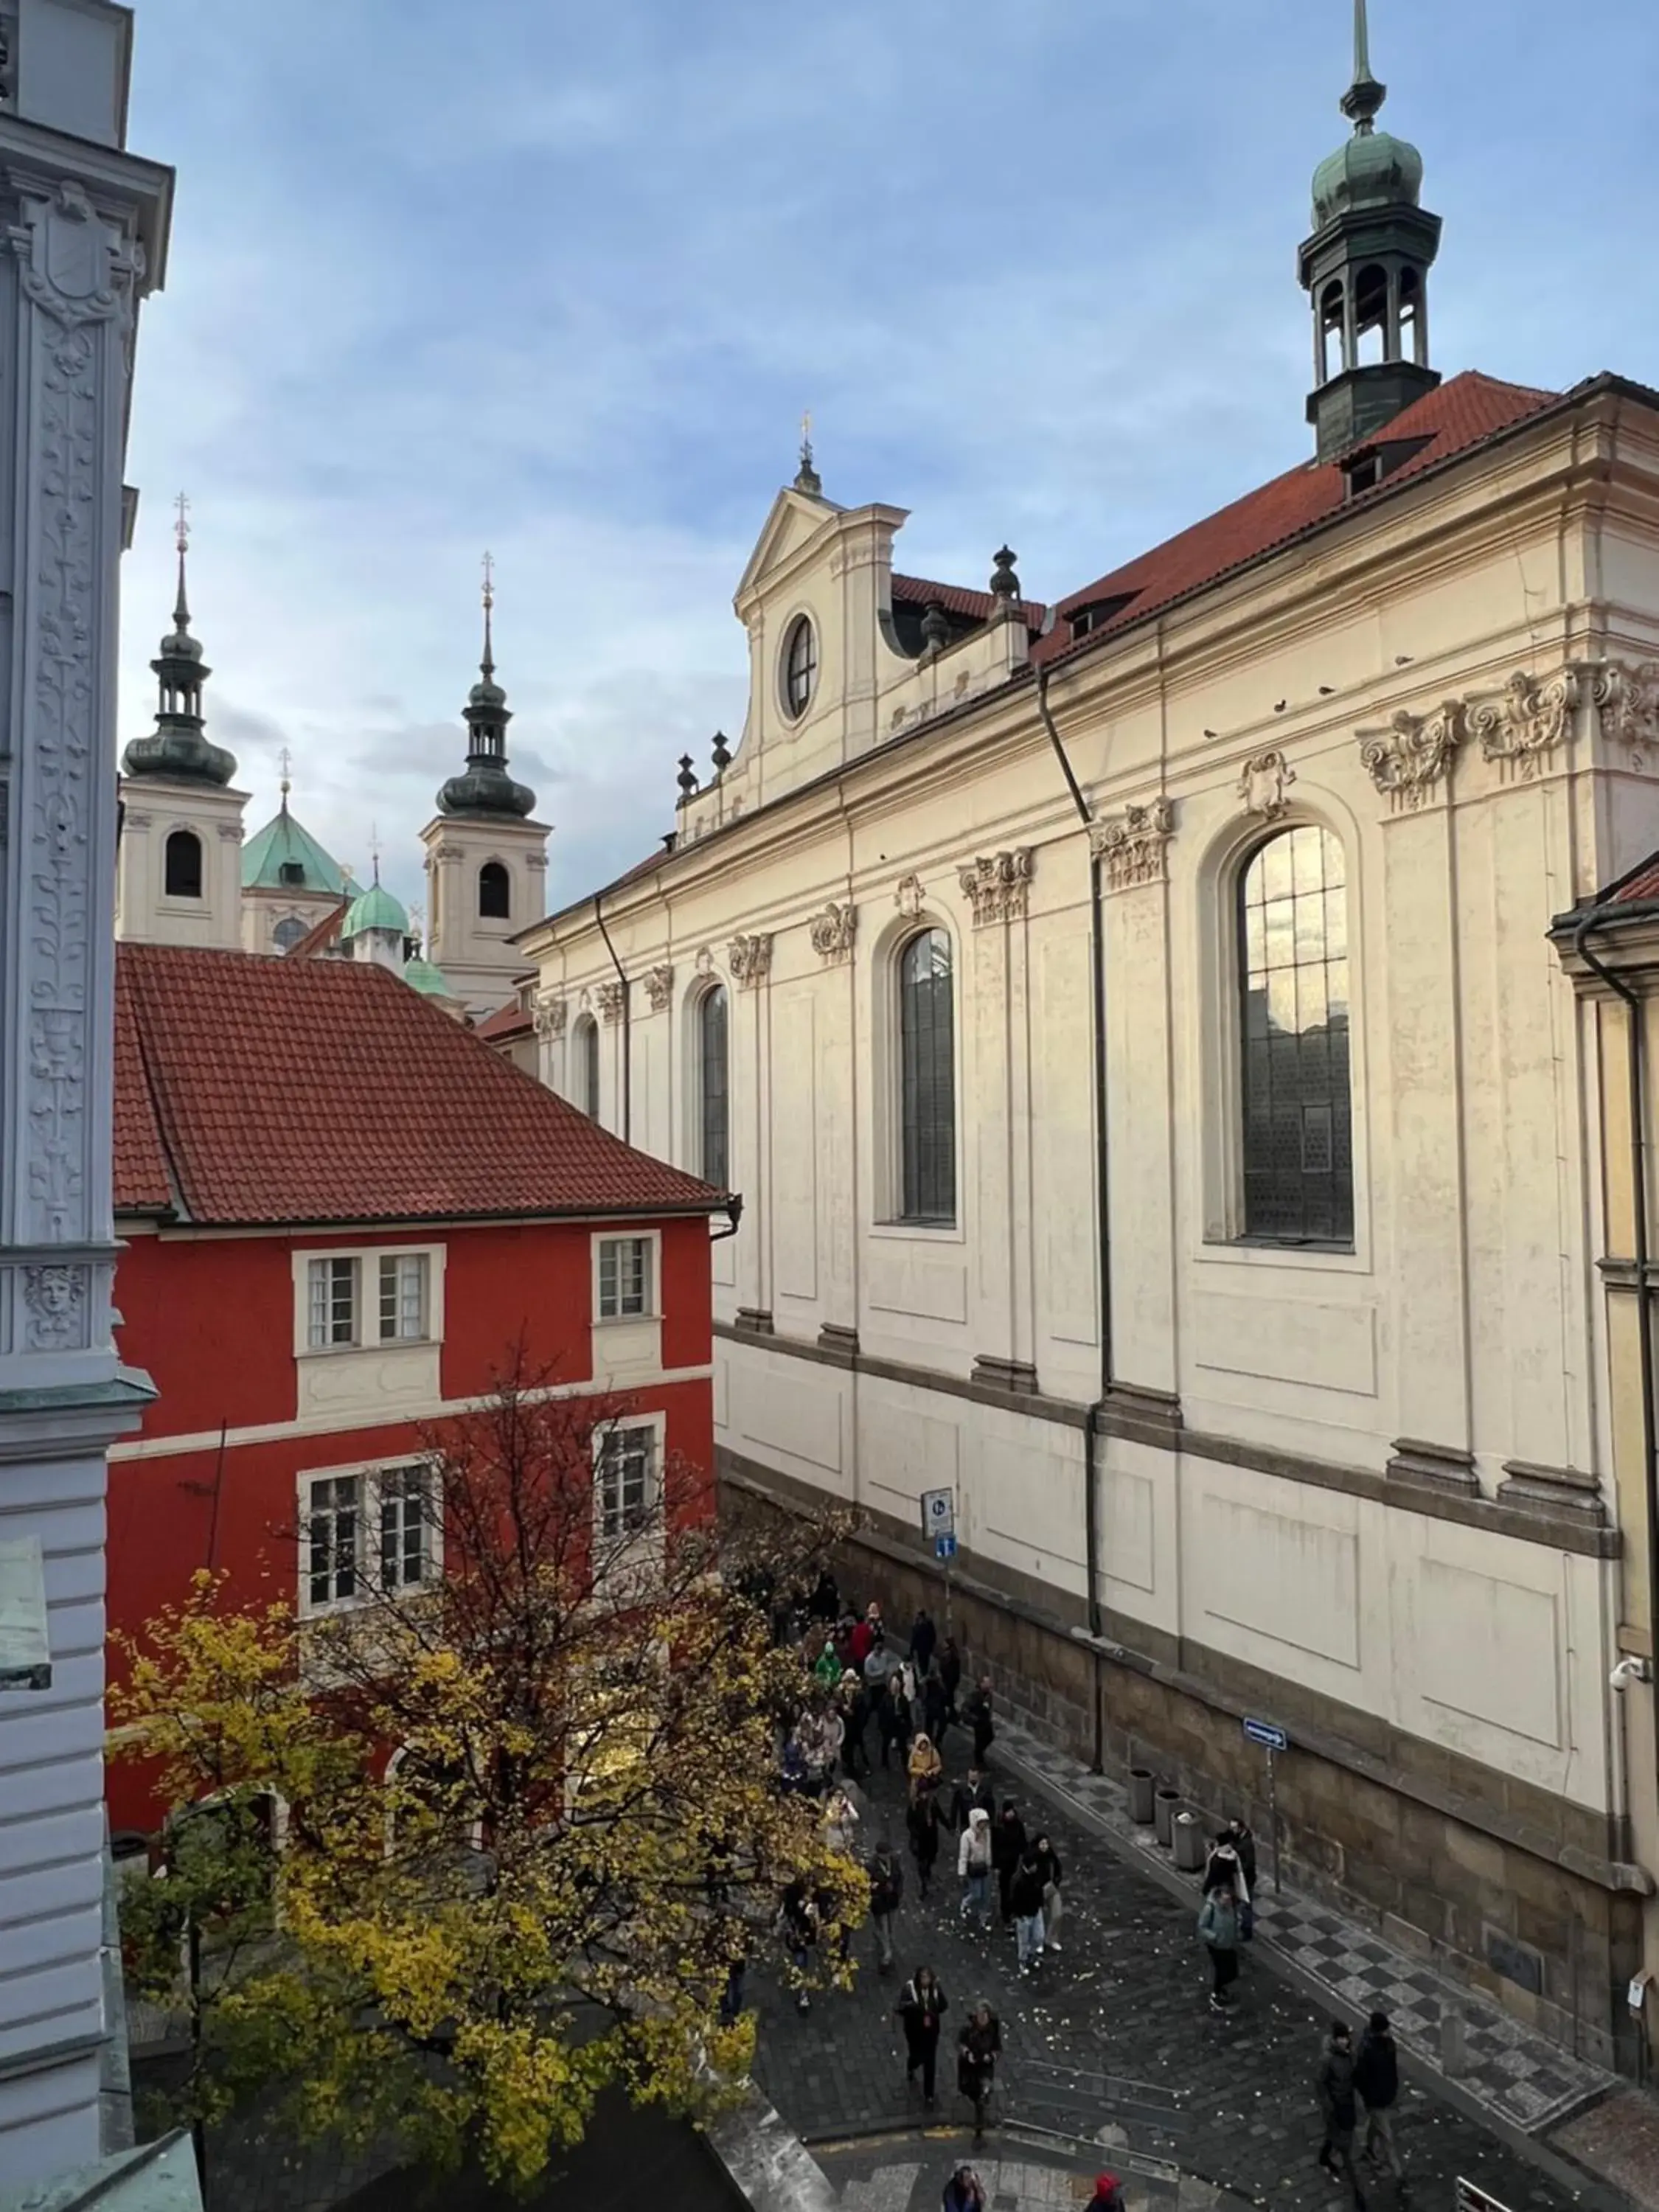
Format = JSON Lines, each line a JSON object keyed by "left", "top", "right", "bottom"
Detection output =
{"left": 517, "top": 9, "right": 1659, "bottom": 2072}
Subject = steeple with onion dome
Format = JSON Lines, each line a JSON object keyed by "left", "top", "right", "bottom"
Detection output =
{"left": 437, "top": 552, "right": 537, "bottom": 820}
{"left": 122, "top": 494, "right": 237, "bottom": 786}
{"left": 1298, "top": 0, "right": 1442, "bottom": 462}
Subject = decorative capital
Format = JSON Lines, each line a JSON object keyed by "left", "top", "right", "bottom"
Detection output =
{"left": 1591, "top": 659, "right": 1659, "bottom": 771}
{"left": 894, "top": 874, "right": 926, "bottom": 920}
{"left": 728, "top": 932, "right": 773, "bottom": 987}
{"left": 1357, "top": 700, "right": 1464, "bottom": 813}
{"left": 1088, "top": 798, "right": 1175, "bottom": 891}
{"left": 644, "top": 962, "right": 675, "bottom": 1012}
{"left": 596, "top": 979, "right": 627, "bottom": 1025}
{"left": 1238, "top": 749, "right": 1296, "bottom": 821}
{"left": 957, "top": 849, "right": 1033, "bottom": 928}
{"left": 808, "top": 900, "right": 857, "bottom": 963}
{"left": 1467, "top": 666, "right": 1579, "bottom": 780}
{"left": 532, "top": 992, "right": 568, "bottom": 1040}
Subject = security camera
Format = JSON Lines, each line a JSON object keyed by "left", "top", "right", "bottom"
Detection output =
{"left": 1610, "top": 1656, "right": 1652, "bottom": 1691}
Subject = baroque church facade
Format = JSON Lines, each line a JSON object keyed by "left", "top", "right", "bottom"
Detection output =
{"left": 114, "top": 540, "right": 548, "bottom": 1020}
{"left": 518, "top": 14, "right": 1659, "bottom": 2069}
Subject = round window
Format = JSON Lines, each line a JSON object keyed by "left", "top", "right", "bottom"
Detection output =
{"left": 782, "top": 615, "right": 818, "bottom": 720}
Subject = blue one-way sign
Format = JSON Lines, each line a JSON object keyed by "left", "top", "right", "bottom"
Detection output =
{"left": 1242, "top": 1717, "right": 1288, "bottom": 1753}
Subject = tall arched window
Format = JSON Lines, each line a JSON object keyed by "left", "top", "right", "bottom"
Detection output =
{"left": 164, "top": 828, "right": 203, "bottom": 899}
{"left": 479, "top": 861, "right": 510, "bottom": 919}
{"left": 898, "top": 928, "right": 955, "bottom": 1225}
{"left": 697, "top": 985, "right": 729, "bottom": 1188}
{"left": 1239, "top": 823, "right": 1352, "bottom": 1244}
{"left": 573, "top": 1014, "right": 600, "bottom": 1121}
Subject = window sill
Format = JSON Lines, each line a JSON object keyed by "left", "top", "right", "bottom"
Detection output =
{"left": 593, "top": 1312, "right": 660, "bottom": 1329}
{"left": 296, "top": 1338, "right": 435, "bottom": 1359}
{"left": 870, "top": 1219, "right": 963, "bottom": 1244}
{"left": 1196, "top": 1236, "right": 1368, "bottom": 1275}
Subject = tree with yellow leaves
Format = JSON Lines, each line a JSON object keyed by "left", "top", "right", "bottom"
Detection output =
{"left": 111, "top": 1348, "right": 860, "bottom": 2188}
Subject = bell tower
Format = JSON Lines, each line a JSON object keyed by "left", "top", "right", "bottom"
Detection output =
{"left": 1298, "top": 1, "right": 1441, "bottom": 463}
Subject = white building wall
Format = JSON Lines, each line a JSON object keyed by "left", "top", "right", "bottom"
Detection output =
{"left": 114, "top": 776, "right": 246, "bottom": 949}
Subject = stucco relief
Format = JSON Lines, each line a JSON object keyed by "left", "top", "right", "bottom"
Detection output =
{"left": 1591, "top": 660, "right": 1659, "bottom": 769}
{"left": 1088, "top": 799, "right": 1175, "bottom": 891}
{"left": 1357, "top": 701, "right": 1465, "bottom": 812}
{"left": 894, "top": 874, "right": 926, "bottom": 919}
{"left": 644, "top": 964, "right": 675, "bottom": 1012}
{"left": 958, "top": 849, "right": 1032, "bottom": 927}
{"left": 22, "top": 1263, "right": 88, "bottom": 1351}
{"left": 1237, "top": 748, "right": 1295, "bottom": 820}
{"left": 596, "top": 979, "right": 627, "bottom": 1024}
{"left": 728, "top": 933, "right": 773, "bottom": 987}
{"left": 808, "top": 902, "right": 857, "bottom": 962}
{"left": 532, "top": 993, "right": 567, "bottom": 1041}
{"left": 694, "top": 946, "right": 715, "bottom": 977}
{"left": 1468, "top": 667, "right": 1579, "bottom": 780}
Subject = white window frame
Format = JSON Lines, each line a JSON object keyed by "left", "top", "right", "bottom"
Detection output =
{"left": 869, "top": 909, "right": 967, "bottom": 1243}
{"left": 377, "top": 1251, "right": 431, "bottom": 1343}
{"left": 591, "top": 1412, "right": 665, "bottom": 1547}
{"left": 293, "top": 1243, "right": 445, "bottom": 1357}
{"left": 297, "top": 1456, "right": 443, "bottom": 1619}
{"left": 593, "top": 1231, "right": 659, "bottom": 1324}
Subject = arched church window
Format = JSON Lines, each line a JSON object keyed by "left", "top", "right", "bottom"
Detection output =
{"left": 164, "top": 828, "right": 203, "bottom": 900}
{"left": 1318, "top": 279, "right": 1345, "bottom": 384}
{"left": 1399, "top": 266, "right": 1423, "bottom": 365}
{"left": 1238, "top": 824, "right": 1352, "bottom": 1245}
{"left": 273, "top": 916, "right": 307, "bottom": 953}
{"left": 1354, "top": 262, "right": 1388, "bottom": 366}
{"left": 697, "top": 984, "right": 729, "bottom": 1189}
{"left": 897, "top": 928, "right": 955, "bottom": 1225}
{"left": 479, "top": 860, "right": 510, "bottom": 919}
{"left": 782, "top": 616, "right": 818, "bottom": 720}
{"left": 573, "top": 1015, "right": 600, "bottom": 1121}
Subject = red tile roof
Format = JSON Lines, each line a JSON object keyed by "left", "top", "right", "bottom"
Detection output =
{"left": 1034, "top": 372, "right": 1559, "bottom": 665}
{"left": 114, "top": 944, "right": 728, "bottom": 1227}
{"left": 288, "top": 899, "right": 349, "bottom": 959}
{"left": 891, "top": 573, "right": 1048, "bottom": 633}
{"left": 474, "top": 1001, "right": 534, "bottom": 1043}
{"left": 1603, "top": 855, "right": 1659, "bottom": 905}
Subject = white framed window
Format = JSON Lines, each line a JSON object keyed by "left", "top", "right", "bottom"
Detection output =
{"left": 307, "top": 1256, "right": 359, "bottom": 1348}
{"left": 595, "top": 1233, "right": 656, "bottom": 1321}
{"left": 594, "top": 1420, "right": 658, "bottom": 1543}
{"left": 301, "top": 1461, "right": 439, "bottom": 1616}
{"left": 296, "top": 1245, "right": 445, "bottom": 1357}
{"left": 378, "top": 1253, "right": 429, "bottom": 1341}
{"left": 378, "top": 1465, "right": 433, "bottom": 1590}
{"left": 305, "top": 1473, "right": 361, "bottom": 1609}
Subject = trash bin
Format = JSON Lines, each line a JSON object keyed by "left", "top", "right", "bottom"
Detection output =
{"left": 1128, "top": 1767, "right": 1156, "bottom": 1825}
{"left": 1172, "top": 1810, "right": 1206, "bottom": 1873}
{"left": 1154, "top": 1786, "right": 1180, "bottom": 1847}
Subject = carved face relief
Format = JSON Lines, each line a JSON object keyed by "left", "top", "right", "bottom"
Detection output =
{"left": 894, "top": 874, "right": 925, "bottom": 920}
{"left": 1237, "top": 749, "right": 1295, "bottom": 821}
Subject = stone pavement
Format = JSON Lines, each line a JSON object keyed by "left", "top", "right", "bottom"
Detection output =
{"left": 749, "top": 1745, "right": 1630, "bottom": 2211}
{"left": 818, "top": 2138, "right": 1250, "bottom": 2211}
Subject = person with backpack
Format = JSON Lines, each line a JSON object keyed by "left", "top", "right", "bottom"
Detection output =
{"left": 895, "top": 1964, "right": 947, "bottom": 2104}
{"left": 867, "top": 1837, "right": 904, "bottom": 1972}
{"left": 1354, "top": 2010, "right": 1405, "bottom": 2182}
{"left": 957, "top": 2001, "right": 1002, "bottom": 2140}
{"left": 1197, "top": 1870, "right": 1242, "bottom": 2012}
{"left": 1317, "top": 2021, "right": 1368, "bottom": 2205}
{"left": 991, "top": 1798, "right": 1026, "bottom": 1924}
{"left": 957, "top": 1806, "right": 993, "bottom": 1928}
{"left": 907, "top": 1779, "right": 943, "bottom": 1898}
{"left": 1008, "top": 1843, "right": 1047, "bottom": 1974}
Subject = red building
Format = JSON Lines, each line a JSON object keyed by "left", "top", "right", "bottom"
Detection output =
{"left": 108, "top": 944, "right": 731, "bottom": 1836}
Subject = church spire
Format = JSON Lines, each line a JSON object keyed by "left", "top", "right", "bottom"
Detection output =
{"left": 1340, "top": 0, "right": 1386, "bottom": 131}
{"left": 436, "top": 554, "right": 537, "bottom": 820}
{"left": 793, "top": 411, "right": 822, "bottom": 496}
{"left": 121, "top": 493, "right": 238, "bottom": 787}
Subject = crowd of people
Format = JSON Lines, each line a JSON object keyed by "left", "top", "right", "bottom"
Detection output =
{"left": 751, "top": 1563, "right": 1409, "bottom": 2202}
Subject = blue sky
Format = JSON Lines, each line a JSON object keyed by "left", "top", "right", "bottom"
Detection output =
{"left": 119, "top": 0, "right": 1659, "bottom": 923}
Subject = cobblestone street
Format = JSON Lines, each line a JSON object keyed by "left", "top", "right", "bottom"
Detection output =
{"left": 751, "top": 1742, "right": 1619, "bottom": 2211}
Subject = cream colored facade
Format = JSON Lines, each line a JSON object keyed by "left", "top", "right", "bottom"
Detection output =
{"left": 422, "top": 812, "right": 549, "bottom": 1018}
{"left": 115, "top": 774, "right": 248, "bottom": 950}
{"left": 521, "top": 381, "right": 1659, "bottom": 2067}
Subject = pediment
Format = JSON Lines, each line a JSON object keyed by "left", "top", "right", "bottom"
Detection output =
{"left": 734, "top": 485, "right": 845, "bottom": 605}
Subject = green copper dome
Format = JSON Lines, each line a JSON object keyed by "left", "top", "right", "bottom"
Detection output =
{"left": 242, "top": 805, "right": 351, "bottom": 894}
{"left": 342, "top": 881, "right": 409, "bottom": 939}
{"left": 403, "top": 956, "right": 454, "bottom": 999}
{"left": 1312, "top": 128, "right": 1423, "bottom": 229}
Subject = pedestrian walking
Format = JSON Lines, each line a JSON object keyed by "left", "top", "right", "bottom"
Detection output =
{"left": 851, "top": 1611, "right": 877, "bottom": 1668}
{"left": 1317, "top": 2021, "right": 1368, "bottom": 2205}
{"left": 1197, "top": 1874, "right": 1242, "bottom": 2012}
{"left": 991, "top": 1799, "right": 1026, "bottom": 1924}
{"left": 908, "top": 1780, "right": 943, "bottom": 1897}
{"left": 895, "top": 1965, "right": 947, "bottom": 2104}
{"left": 1221, "top": 1814, "right": 1258, "bottom": 1893}
{"left": 909, "top": 1604, "right": 938, "bottom": 1677}
{"left": 809, "top": 1569, "right": 841, "bottom": 1625}
{"left": 964, "top": 1674, "right": 995, "bottom": 1765}
{"left": 950, "top": 1765, "right": 997, "bottom": 1832}
{"left": 907, "top": 1730, "right": 943, "bottom": 1801}
{"left": 879, "top": 1673, "right": 912, "bottom": 1765}
{"left": 813, "top": 1636, "right": 842, "bottom": 1689}
{"left": 1009, "top": 1844, "right": 1046, "bottom": 1973}
{"left": 942, "top": 2163, "right": 985, "bottom": 2212}
{"left": 1031, "top": 1831, "right": 1065, "bottom": 1952}
{"left": 823, "top": 1784, "right": 860, "bottom": 1859}
{"left": 867, "top": 1837, "right": 904, "bottom": 1972}
{"left": 840, "top": 1672, "right": 872, "bottom": 1779}
{"left": 922, "top": 1665, "right": 950, "bottom": 1747}
{"left": 957, "top": 2001, "right": 1001, "bottom": 2140}
{"left": 938, "top": 1635, "right": 963, "bottom": 1722}
{"left": 779, "top": 1880, "right": 820, "bottom": 2014}
{"left": 957, "top": 1805, "right": 993, "bottom": 1927}
{"left": 1084, "top": 2180, "right": 1127, "bottom": 2212}
{"left": 1354, "top": 2010, "right": 1405, "bottom": 2183}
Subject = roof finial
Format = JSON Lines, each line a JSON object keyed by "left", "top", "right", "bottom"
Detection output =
{"left": 481, "top": 549, "right": 495, "bottom": 678}
{"left": 794, "top": 409, "right": 822, "bottom": 495}
{"left": 173, "top": 490, "right": 192, "bottom": 626}
{"left": 1340, "top": 0, "right": 1386, "bottom": 132}
{"left": 369, "top": 821, "right": 381, "bottom": 886}
{"left": 277, "top": 745, "right": 293, "bottom": 809}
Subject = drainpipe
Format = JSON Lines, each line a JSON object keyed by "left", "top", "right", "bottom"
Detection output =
{"left": 1575, "top": 906, "right": 1659, "bottom": 1871}
{"left": 594, "top": 885, "right": 630, "bottom": 1146}
{"left": 1036, "top": 667, "right": 1110, "bottom": 1770}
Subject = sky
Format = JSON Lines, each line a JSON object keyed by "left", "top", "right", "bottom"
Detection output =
{"left": 118, "top": 0, "right": 1659, "bottom": 923}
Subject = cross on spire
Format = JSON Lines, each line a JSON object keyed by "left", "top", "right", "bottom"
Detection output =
{"left": 369, "top": 820, "right": 382, "bottom": 885}
{"left": 173, "top": 490, "right": 190, "bottom": 553}
{"left": 481, "top": 549, "right": 495, "bottom": 677}
{"left": 794, "top": 410, "right": 822, "bottom": 495}
{"left": 277, "top": 745, "right": 293, "bottom": 804}
{"left": 172, "top": 490, "right": 192, "bottom": 627}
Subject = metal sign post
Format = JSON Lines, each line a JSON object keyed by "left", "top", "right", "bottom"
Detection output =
{"left": 1455, "top": 2182, "right": 1516, "bottom": 2212}
{"left": 921, "top": 1490, "right": 956, "bottom": 1638}
{"left": 1242, "top": 1718, "right": 1288, "bottom": 1893}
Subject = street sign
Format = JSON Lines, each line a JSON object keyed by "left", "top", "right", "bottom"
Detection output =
{"left": 1242, "top": 1717, "right": 1288, "bottom": 1753}
{"left": 921, "top": 1487, "right": 956, "bottom": 1540}
{"left": 1455, "top": 2183, "right": 1515, "bottom": 2212}
{"left": 934, "top": 1533, "right": 957, "bottom": 1562}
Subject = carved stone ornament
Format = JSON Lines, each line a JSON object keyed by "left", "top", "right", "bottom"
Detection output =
{"left": 894, "top": 874, "right": 926, "bottom": 919}
{"left": 24, "top": 1264, "right": 88, "bottom": 1351}
{"left": 122, "top": 806, "right": 149, "bottom": 830}
{"left": 728, "top": 933, "right": 773, "bottom": 987}
{"left": 532, "top": 993, "right": 567, "bottom": 1041}
{"left": 1237, "top": 749, "right": 1295, "bottom": 821}
{"left": 808, "top": 901, "right": 857, "bottom": 962}
{"left": 217, "top": 822, "right": 242, "bottom": 841}
{"left": 1088, "top": 798, "right": 1175, "bottom": 891}
{"left": 957, "top": 849, "right": 1033, "bottom": 928}
{"left": 596, "top": 979, "right": 627, "bottom": 1025}
{"left": 1592, "top": 660, "right": 1659, "bottom": 770}
{"left": 1357, "top": 700, "right": 1465, "bottom": 812}
{"left": 1467, "top": 667, "right": 1580, "bottom": 780}
{"left": 695, "top": 945, "right": 715, "bottom": 977}
{"left": 644, "top": 963, "right": 675, "bottom": 1012}
{"left": 431, "top": 840, "right": 462, "bottom": 860}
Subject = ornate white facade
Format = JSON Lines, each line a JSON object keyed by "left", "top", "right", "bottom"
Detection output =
{"left": 0, "top": 0, "right": 170, "bottom": 2180}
